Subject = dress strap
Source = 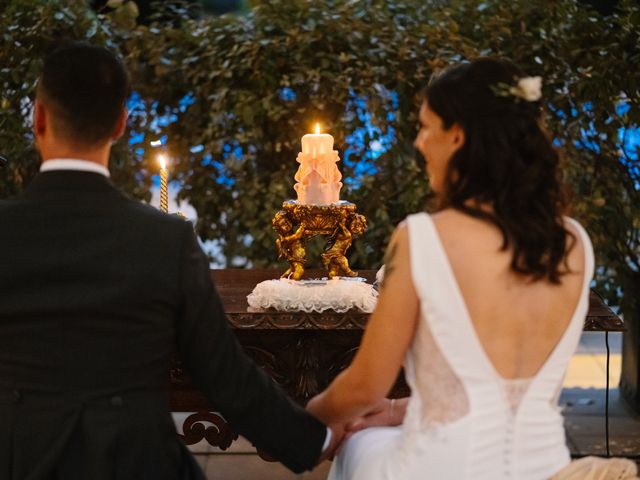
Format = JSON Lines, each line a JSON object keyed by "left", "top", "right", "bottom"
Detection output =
{"left": 564, "top": 217, "right": 595, "bottom": 293}
{"left": 405, "top": 213, "right": 499, "bottom": 381}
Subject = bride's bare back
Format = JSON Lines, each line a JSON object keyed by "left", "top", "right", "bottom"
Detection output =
{"left": 432, "top": 208, "right": 586, "bottom": 380}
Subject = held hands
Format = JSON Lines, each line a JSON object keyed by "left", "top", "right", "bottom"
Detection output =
{"left": 308, "top": 396, "right": 408, "bottom": 463}
{"left": 345, "top": 398, "right": 405, "bottom": 438}
{"left": 306, "top": 394, "right": 347, "bottom": 461}
{"left": 319, "top": 423, "right": 346, "bottom": 462}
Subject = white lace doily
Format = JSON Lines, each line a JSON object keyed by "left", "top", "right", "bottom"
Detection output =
{"left": 247, "top": 278, "right": 378, "bottom": 313}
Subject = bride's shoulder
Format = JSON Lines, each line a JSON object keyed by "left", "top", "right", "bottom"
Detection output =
{"left": 389, "top": 219, "right": 410, "bottom": 247}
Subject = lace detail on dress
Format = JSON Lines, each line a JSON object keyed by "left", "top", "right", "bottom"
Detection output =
{"left": 412, "top": 313, "right": 470, "bottom": 425}
{"left": 502, "top": 378, "right": 532, "bottom": 415}
{"left": 411, "top": 313, "right": 532, "bottom": 422}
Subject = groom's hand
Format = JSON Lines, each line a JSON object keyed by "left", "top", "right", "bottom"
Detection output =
{"left": 318, "top": 423, "right": 345, "bottom": 462}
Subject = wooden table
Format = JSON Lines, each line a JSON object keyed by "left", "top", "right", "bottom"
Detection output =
{"left": 170, "top": 268, "right": 624, "bottom": 448}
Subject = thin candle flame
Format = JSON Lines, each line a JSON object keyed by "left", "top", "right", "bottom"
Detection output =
{"left": 158, "top": 154, "right": 167, "bottom": 170}
{"left": 315, "top": 123, "right": 320, "bottom": 135}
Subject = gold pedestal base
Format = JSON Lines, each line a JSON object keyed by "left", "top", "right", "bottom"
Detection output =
{"left": 272, "top": 200, "right": 367, "bottom": 281}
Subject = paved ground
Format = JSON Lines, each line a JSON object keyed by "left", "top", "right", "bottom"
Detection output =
{"left": 561, "top": 332, "right": 640, "bottom": 462}
{"left": 178, "top": 331, "right": 640, "bottom": 479}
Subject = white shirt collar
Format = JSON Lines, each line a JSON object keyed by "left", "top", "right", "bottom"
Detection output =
{"left": 40, "top": 159, "right": 110, "bottom": 178}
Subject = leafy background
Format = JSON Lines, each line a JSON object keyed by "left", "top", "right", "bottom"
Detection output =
{"left": 1, "top": 0, "right": 639, "bottom": 396}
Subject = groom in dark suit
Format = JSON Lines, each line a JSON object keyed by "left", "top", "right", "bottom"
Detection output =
{"left": 0, "top": 42, "right": 333, "bottom": 480}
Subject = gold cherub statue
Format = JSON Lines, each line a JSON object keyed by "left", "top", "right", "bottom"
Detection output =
{"left": 322, "top": 211, "right": 367, "bottom": 279}
{"left": 272, "top": 202, "right": 367, "bottom": 281}
{"left": 272, "top": 210, "right": 307, "bottom": 280}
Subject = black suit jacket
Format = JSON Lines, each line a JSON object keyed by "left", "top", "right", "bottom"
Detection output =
{"left": 0, "top": 170, "right": 326, "bottom": 480}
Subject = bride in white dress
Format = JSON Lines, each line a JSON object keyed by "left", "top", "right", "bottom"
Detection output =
{"left": 307, "top": 58, "right": 637, "bottom": 479}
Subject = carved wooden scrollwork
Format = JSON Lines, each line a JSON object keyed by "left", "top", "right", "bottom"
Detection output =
{"left": 240, "top": 345, "right": 287, "bottom": 386}
{"left": 179, "top": 412, "right": 238, "bottom": 449}
{"left": 327, "top": 346, "right": 359, "bottom": 379}
{"left": 294, "top": 336, "right": 321, "bottom": 401}
{"left": 228, "top": 312, "right": 369, "bottom": 330}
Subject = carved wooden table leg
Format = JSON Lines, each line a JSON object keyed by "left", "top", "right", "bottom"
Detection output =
{"left": 179, "top": 411, "right": 238, "bottom": 450}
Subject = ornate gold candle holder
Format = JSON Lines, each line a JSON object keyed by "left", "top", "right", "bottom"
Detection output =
{"left": 272, "top": 200, "right": 367, "bottom": 281}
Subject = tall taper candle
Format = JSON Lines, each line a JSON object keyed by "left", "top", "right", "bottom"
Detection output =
{"left": 158, "top": 154, "right": 169, "bottom": 213}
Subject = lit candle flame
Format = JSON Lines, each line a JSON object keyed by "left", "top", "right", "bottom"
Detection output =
{"left": 315, "top": 123, "right": 320, "bottom": 135}
{"left": 158, "top": 154, "right": 167, "bottom": 170}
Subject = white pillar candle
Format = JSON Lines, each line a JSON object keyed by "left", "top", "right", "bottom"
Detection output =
{"left": 301, "top": 123, "right": 334, "bottom": 156}
{"left": 294, "top": 123, "right": 343, "bottom": 204}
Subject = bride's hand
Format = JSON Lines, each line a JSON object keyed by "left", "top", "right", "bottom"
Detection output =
{"left": 345, "top": 397, "right": 402, "bottom": 435}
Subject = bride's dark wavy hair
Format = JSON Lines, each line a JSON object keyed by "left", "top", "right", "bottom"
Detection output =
{"left": 424, "top": 58, "right": 574, "bottom": 283}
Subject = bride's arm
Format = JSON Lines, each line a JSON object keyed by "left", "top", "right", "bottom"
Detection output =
{"left": 307, "top": 224, "right": 419, "bottom": 425}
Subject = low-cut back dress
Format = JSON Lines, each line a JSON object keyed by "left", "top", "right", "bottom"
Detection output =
{"left": 328, "top": 212, "right": 594, "bottom": 480}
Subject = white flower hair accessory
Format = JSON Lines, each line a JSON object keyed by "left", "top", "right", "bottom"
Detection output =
{"left": 491, "top": 76, "right": 542, "bottom": 102}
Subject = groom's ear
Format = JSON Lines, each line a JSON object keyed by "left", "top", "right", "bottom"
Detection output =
{"left": 111, "top": 107, "right": 128, "bottom": 141}
{"left": 34, "top": 100, "right": 48, "bottom": 138}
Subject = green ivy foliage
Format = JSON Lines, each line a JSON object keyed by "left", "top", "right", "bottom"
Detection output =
{"left": 124, "top": 0, "right": 448, "bottom": 268}
{"left": 0, "top": 0, "right": 150, "bottom": 201}
{"left": 1, "top": 0, "right": 639, "bottom": 311}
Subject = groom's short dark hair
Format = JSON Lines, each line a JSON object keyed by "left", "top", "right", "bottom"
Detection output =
{"left": 37, "top": 42, "right": 131, "bottom": 146}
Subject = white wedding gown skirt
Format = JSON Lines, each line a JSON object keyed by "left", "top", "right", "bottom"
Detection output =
{"left": 328, "top": 427, "right": 402, "bottom": 480}
{"left": 329, "top": 419, "right": 474, "bottom": 480}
